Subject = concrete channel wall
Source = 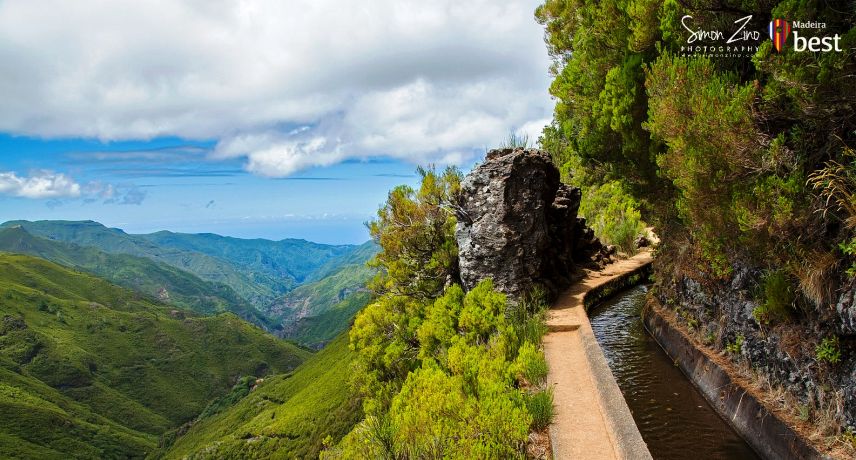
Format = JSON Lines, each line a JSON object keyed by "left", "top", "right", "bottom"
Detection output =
{"left": 643, "top": 303, "right": 826, "bottom": 460}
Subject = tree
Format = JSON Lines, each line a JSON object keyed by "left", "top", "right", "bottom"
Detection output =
{"left": 367, "top": 166, "right": 462, "bottom": 300}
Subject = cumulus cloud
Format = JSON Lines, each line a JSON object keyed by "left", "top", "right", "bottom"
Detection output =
{"left": 0, "top": 171, "right": 81, "bottom": 198}
{"left": 0, "top": 0, "right": 552, "bottom": 176}
{"left": 0, "top": 172, "right": 146, "bottom": 205}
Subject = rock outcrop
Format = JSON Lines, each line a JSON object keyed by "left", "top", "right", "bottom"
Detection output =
{"left": 455, "top": 148, "right": 608, "bottom": 301}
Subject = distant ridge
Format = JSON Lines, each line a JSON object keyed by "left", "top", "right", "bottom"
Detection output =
{"left": 0, "top": 220, "right": 372, "bottom": 309}
{"left": 0, "top": 220, "right": 379, "bottom": 346}
{"left": 0, "top": 226, "right": 271, "bottom": 328}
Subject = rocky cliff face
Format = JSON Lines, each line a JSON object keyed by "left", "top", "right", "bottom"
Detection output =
{"left": 455, "top": 148, "right": 608, "bottom": 301}
{"left": 656, "top": 263, "right": 856, "bottom": 431}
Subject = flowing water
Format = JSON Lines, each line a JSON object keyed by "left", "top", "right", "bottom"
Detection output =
{"left": 589, "top": 285, "right": 760, "bottom": 460}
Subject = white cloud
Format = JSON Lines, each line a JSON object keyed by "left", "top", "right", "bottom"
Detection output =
{"left": 0, "top": 172, "right": 147, "bottom": 204}
{"left": 0, "top": 171, "right": 81, "bottom": 198}
{"left": 0, "top": 0, "right": 553, "bottom": 176}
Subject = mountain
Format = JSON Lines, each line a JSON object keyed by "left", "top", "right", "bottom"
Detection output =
{"left": 0, "top": 220, "right": 281, "bottom": 307}
{"left": 1, "top": 220, "right": 371, "bottom": 310}
{"left": 139, "top": 231, "right": 356, "bottom": 285}
{"left": 0, "top": 253, "right": 311, "bottom": 458}
{"left": 162, "top": 331, "right": 360, "bottom": 459}
{"left": 0, "top": 226, "right": 272, "bottom": 328}
{"left": 0, "top": 220, "right": 380, "bottom": 347}
{"left": 268, "top": 241, "right": 378, "bottom": 348}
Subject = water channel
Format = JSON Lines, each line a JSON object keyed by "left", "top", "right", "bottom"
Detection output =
{"left": 589, "top": 285, "right": 760, "bottom": 459}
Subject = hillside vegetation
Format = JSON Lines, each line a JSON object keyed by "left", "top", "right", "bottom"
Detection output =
{"left": 1, "top": 220, "right": 367, "bottom": 310}
{"left": 536, "top": 0, "right": 856, "bottom": 446}
{"left": 163, "top": 332, "right": 361, "bottom": 459}
{"left": 272, "top": 243, "right": 377, "bottom": 348}
{"left": 0, "top": 253, "right": 310, "bottom": 458}
{"left": 0, "top": 220, "right": 379, "bottom": 347}
{"left": 537, "top": 0, "right": 855, "bottom": 290}
{"left": 325, "top": 168, "right": 552, "bottom": 458}
{"left": 139, "top": 230, "right": 357, "bottom": 294}
{"left": 0, "top": 226, "right": 270, "bottom": 328}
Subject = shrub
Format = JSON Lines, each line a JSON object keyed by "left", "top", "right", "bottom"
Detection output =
{"left": 839, "top": 238, "right": 856, "bottom": 278}
{"left": 753, "top": 271, "right": 795, "bottom": 325}
{"left": 339, "top": 168, "right": 550, "bottom": 459}
{"left": 726, "top": 334, "right": 744, "bottom": 355}
{"left": 815, "top": 336, "right": 842, "bottom": 365}
{"left": 525, "top": 388, "right": 555, "bottom": 431}
{"left": 367, "top": 166, "right": 461, "bottom": 300}
{"left": 513, "top": 342, "right": 548, "bottom": 387}
{"left": 508, "top": 288, "right": 549, "bottom": 352}
{"left": 499, "top": 132, "right": 530, "bottom": 149}
{"left": 579, "top": 180, "right": 646, "bottom": 255}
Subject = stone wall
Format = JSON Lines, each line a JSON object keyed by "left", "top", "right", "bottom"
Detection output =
{"left": 656, "top": 263, "right": 856, "bottom": 431}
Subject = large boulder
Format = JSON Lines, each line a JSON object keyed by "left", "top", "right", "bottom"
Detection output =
{"left": 454, "top": 148, "right": 607, "bottom": 301}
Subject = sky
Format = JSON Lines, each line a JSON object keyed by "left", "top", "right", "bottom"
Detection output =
{"left": 0, "top": 0, "right": 553, "bottom": 244}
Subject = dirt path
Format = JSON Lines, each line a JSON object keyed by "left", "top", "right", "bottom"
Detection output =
{"left": 544, "top": 251, "right": 654, "bottom": 460}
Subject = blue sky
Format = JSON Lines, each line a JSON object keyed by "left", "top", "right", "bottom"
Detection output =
{"left": 0, "top": 135, "right": 454, "bottom": 244}
{"left": 0, "top": 0, "right": 551, "bottom": 244}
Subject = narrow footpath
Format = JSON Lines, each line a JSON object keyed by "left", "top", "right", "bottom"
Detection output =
{"left": 544, "top": 251, "right": 654, "bottom": 460}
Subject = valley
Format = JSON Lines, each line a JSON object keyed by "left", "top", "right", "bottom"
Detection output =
{"left": 0, "top": 220, "right": 377, "bottom": 345}
{"left": 0, "top": 220, "right": 378, "bottom": 458}
{"left": 0, "top": 253, "right": 310, "bottom": 458}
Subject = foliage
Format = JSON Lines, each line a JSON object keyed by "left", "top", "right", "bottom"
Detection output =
{"left": 513, "top": 341, "right": 549, "bottom": 387}
{"left": 535, "top": 0, "right": 662, "bottom": 193}
{"left": 334, "top": 281, "right": 543, "bottom": 458}
{"left": 579, "top": 180, "right": 646, "bottom": 254}
{"left": 0, "top": 253, "right": 309, "bottom": 458}
{"left": 525, "top": 387, "right": 555, "bottom": 431}
{"left": 162, "top": 333, "right": 361, "bottom": 460}
{"left": 536, "top": 0, "right": 856, "bottom": 305}
{"left": 499, "top": 131, "right": 531, "bottom": 149}
{"left": 753, "top": 271, "right": 795, "bottom": 325}
{"left": 808, "top": 150, "right": 856, "bottom": 230}
{"left": 839, "top": 238, "right": 856, "bottom": 278}
{"left": 815, "top": 336, "right": 842, "bottom": 365}
{"left": 325, "top": 169, "right": 549, "bottom": 458}
{"left": 726, "top": 334, "right": 744, "bottom": 355}
{"left": 195, "top": 376, "right": 256, "bottom": 421}
{"left": 367, "top": 166, "right": 462, "bottom": 300}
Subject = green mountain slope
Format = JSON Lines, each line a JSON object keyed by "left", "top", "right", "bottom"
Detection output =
{"left": 140, "top": 231, "right": 356, "bottom": 284}
{"left": 1, "top": 220, "right": 281, "bottom": 307}
{"left": 273, "top": 263, "right": 375, "bottom": 348}
{"left": 163, "top": 331, "right": 360, "bottom": 459}
{"left": 280, "top": 291, "right": 371, "bottom": 350}
{"left": 0, "top": 253, "right": 311, "bottom": 458}
{"left": 1, "top": 220, "right": 371, "bottom": 311}
{"left": 302, "top": 240, "right": 379, "bottom": 283}
{"left": 267, "top": 241, "right": 378, "bottom": 348}
{"left": 0, "top": 226, "right": 272, "bottom": 328}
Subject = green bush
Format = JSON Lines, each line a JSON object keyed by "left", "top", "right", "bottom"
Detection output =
{"left": 579, "top": 181, "right": 646, "bottom": 254}
{"left": 753, "top": 271, "right": 795, "bottom": 325}
{"left": 525, "top": 388, "right": 555, "bottom": 431}
{"left": 332, "top": 169, "right": 549, "bottom": 458}
{"left": 513, "top": 342, "right": 549, "bottom": 387}
{"left": 726, "top": 334, "right": 744, "bottom": 355}
{"left": 367, "top": 166, "right": 461, "bottom": 300}
{"left": 839, "top": 238, "right": 856, "bottom": 277}
{"left": 815, "top": 336, "right": 841, "bottom": 365}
